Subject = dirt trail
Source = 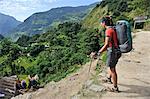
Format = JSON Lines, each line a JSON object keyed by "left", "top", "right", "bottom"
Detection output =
{"left": 12, "top": 31, "right": 150, "bottom": 99}
{"left": 101, "top": 31, "right": 150, "bottom": 99}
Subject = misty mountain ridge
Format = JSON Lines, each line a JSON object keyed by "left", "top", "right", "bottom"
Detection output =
{"left": 0, "top": 13, "right": 21, "bottom": 36}
{"left": 9, "top": 2, "right": 98, "bottom": 40}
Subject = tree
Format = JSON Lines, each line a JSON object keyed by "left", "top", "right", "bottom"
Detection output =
{"left": 0, "top": 39, "right": 12, "bottom": 55}
{"left": 16, "top": 35, "right": 31, "bottom": 47}
{"left": 78, "top": 28, "right": 100, "bottom": 54}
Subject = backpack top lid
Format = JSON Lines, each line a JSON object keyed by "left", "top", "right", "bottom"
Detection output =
{"left": 116, "top": 20, "right": 131, "bottom": 34}
{"left": 116, "top": 20, "right": 130, "bottom": 26}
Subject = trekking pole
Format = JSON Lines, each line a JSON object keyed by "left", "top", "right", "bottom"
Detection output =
{"left": 87, "top": 52, "right": 101, "bottom": 79}
{"left": 88, "top": 57, "right": 93, "bottom": 77}
{"left": 87, "top": 51, "right": 96, "bottom": 78}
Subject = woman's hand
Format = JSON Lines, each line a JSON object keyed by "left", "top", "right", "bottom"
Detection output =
{"left": 90, "top": 52, "right": 96, "bottom": 59}
{"left": 97, "top": 51, "right": 101, "bottom": 56}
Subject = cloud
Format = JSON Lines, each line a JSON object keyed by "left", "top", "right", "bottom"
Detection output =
{"left": 0, "top": 0, "right": 99, "bottom": 21}
{"left": 0, "top": 0, "right": 57, "bottom": 9}
{"left": 0, "top": 0, "right": 58, "bottom": 21}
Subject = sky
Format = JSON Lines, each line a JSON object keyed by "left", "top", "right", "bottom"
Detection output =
{"left": 0, "top": 0, "right": 100, "bottom": 22}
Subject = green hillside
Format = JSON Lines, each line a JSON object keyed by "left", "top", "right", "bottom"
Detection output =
{"left": 10, "top": 3, "right": 97, "bottom": 41}
{"left": 83, "top": 0, "right": 150, "bottom": 28}
{"left": 0, "top": 22, "right": 100, "bottom": 84}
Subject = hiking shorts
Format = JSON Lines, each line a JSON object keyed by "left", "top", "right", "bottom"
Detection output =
{"left": 106, "top": 47, "right": 121, "bottom": 68}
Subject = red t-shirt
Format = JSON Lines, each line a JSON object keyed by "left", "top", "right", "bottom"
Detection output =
{"left": 105, "top": 28, "right": 118, "bottom": 48}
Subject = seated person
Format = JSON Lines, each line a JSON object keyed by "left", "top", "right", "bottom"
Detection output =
{"left": 14, "top": 79, "right": 22, "bottom": 95}
{"left": 21, "top": 80, "right": 27, "bottom": 89}
{"left": 28, "top": 74, "right": 39, "bottom": 89}
{"left": 14, "top": 79, "right": 21, "bottom": 91}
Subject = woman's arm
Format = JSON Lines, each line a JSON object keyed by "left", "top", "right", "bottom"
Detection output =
{"left": 99, "top": 36, "right": 110, "bottom": 53}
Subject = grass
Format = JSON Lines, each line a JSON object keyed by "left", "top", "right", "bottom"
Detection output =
{"left": 144, "top": 20, "right": 150, "bottom": 31}
{"left": 0, "top": 55, "right": 7, "bottom": 64}
{"left": 101, "top": 52, "right": 107, "bottom": 63}
{"left": 82, "top": 5, "right": 105, "bottom": 29}
{"left": 14, "top": 56, "right": 38, "bottom": 69}
{"left": 18, "top": 74, "right": 30, "bottom": 87}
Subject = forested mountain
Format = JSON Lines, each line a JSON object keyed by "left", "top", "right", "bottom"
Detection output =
{"left": 10, "top": 3, "right": 97, "bottom": 40}
{"left": 0, "top": 13, "right": 21, "bottom": 36}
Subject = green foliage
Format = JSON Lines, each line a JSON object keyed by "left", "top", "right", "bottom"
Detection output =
{"left": 30, "top": 45, "right": 45, "bottom": 57}
{"left": 101, "top": 52, "right": 107, "bottom": 63}
{"left": 0, "top": 39, "right": 12, "bottom": 55}
{"left": 16, "top": 35, "right": 31, "bottom": 47}
{"left": 144, "top": 20, "right": 150, "bottom": 30}
{"left": 78, "top": 28, "right": 100, "bottom": 54}
{"left": 0, "top": 22, "right": 100, "bottom": 84}
{"left": 83, "top": 0, "right": 150, "bottom": 28}
{"left": 25, "top": 22, "right": 100, "bottom": 83}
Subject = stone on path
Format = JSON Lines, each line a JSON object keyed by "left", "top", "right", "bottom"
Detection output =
{"left": 89, "top": 84, "right": 105, "bottom": 92}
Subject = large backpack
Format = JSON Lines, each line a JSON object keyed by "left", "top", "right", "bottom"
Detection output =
{"left": 115, "top": 20, "right": 132, "bottom": 53}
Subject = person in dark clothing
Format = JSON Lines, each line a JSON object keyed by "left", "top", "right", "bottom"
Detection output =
{"left": 21, "top": 80, "right": 27, "bottom": 89}
{"left": 14, "top": 79, "right": 22, "bottom": 95}
{"left": 28, "top": 75, "right": 38, "bottom": 89}
{"left": 14, "top": 80, "right": 21, "bottom": 91}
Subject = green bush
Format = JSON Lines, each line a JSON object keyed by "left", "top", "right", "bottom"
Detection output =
{"left": 0, "top": 22, "right": 103, "bottom": 84}
{"left": 144, "top": 20, "right": 150, "bottom": 30}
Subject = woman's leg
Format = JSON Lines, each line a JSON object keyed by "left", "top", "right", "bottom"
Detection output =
{"left": 108, "top": 68, "right": 112, "bottom": 79}
{"left": 109, "top": 67, "right": 117, "bottom": 87}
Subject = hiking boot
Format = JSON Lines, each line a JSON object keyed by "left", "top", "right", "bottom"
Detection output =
{"left": 107, "top": 86, "right": 120, "bottom": 93}
{"left": 101, "top": 77, "right": 112, "bottom": 84}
